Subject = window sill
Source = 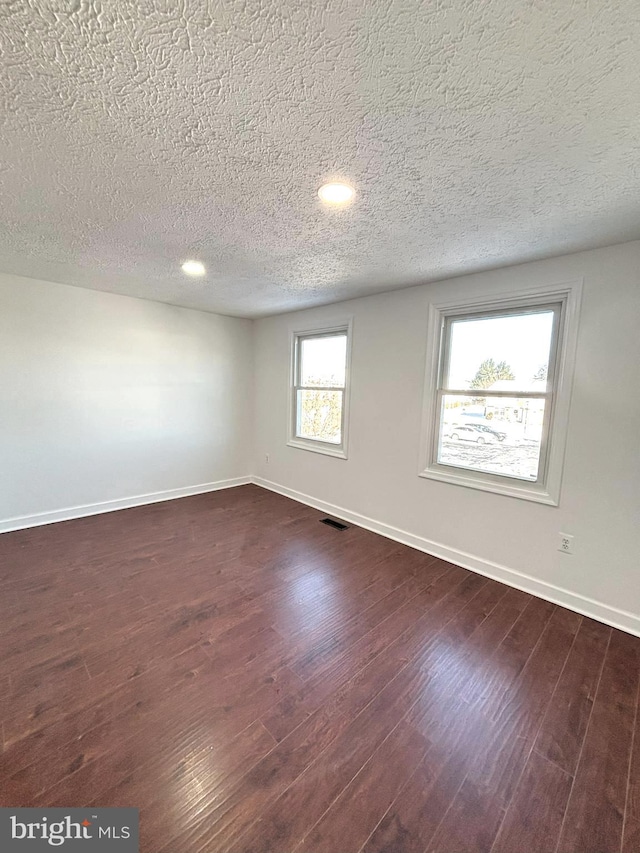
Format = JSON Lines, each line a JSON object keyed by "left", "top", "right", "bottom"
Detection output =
{"left": 287, "top": 439, "right": 348, "bottom": 459}
{"left": 418, "top": 466, "right": 559, "bottom": 505}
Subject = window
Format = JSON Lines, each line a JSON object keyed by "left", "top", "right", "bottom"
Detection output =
{"left": 420, "top": 283, "right": 581, "bottom": 504}
{"left": 288, "top": 323, "right": 352, "bottom": 458}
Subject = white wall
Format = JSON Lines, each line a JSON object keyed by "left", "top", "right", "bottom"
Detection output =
{"left": 3, "top": 245, "right": 639, "bottom": 634}
{"left": 0, "top": 274, "right": 253, "bottom": 529}
{"left": 253, "top": 241, "right": 640, "bottom": 634}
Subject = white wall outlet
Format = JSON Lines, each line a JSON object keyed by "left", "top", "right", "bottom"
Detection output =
{"left": 265, "top": 453, "right": 270, "bottom": 464}
{"left": 558, "top": 533, "right": 574, "bottom": 554}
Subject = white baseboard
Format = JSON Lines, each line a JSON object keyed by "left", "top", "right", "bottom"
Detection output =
{"left": 4, "top": 471, "right": 638, "bottom": 638}
{"left": 252, "top": 476, "right": 640, "bottom": 638}
{"left": 0, "top": 476, "right": 252, "bottom": 534}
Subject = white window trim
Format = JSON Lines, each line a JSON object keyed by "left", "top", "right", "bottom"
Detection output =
{"left": 419, "top": 280, "right": 582, "bottom": 505}
{"left": 287, "top": 319, "right": 353, "bottom": 459}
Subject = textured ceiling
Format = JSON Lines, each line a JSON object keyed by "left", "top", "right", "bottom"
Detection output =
{"left": 1, "top": 1, "right": 639, "bottom": 318}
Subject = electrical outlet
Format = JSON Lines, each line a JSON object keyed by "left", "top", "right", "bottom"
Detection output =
{"left": 558, "top": 533, "right": 574, "bottom": 554}
{"left": 265, "top": 453, "right": 270, "bottom": 464}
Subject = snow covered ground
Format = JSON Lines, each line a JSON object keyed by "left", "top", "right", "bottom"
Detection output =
{"left": 439, "top": 437, "right": 540, "bottom": 480}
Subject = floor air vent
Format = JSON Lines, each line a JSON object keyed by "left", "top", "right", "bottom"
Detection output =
{"left": 320, "top": 518, "right": 349, "bottom": 531}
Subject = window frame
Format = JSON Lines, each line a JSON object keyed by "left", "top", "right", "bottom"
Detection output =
{"left": 287, "top": 321, "right": 353, "bottom": 459}
{"left": 419, "top": 281, "right": 582, "bottom": 505}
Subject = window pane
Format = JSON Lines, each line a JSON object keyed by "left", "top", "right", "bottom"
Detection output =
{"left": 296, "top": 390, "right": 343, "bottom": 444}
{"left": 438, "top": 394, "right": 545, "bottom": 481}
{"left": 300, "top": 334, "right": 346, "bottom": 388}
{"left": 446, "top": 310, "right": 555, "bottom": 392}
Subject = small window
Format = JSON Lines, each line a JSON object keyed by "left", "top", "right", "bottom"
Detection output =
{"left": 420, "top": 283, "right": 581, "bottom": 504}
{"left": 288, "top": 324, "right": 351, "bottom": 458}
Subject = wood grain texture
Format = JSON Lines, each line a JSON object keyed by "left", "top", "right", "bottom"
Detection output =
{"left": 557, "top": 629, "right": 640, "bottom": 853}
{"left": 1, "top": 484, "right": 638, "bottom": 853}
{"left": 491, "top": 749, "right": 573, "bottom": 853}
{"left": 623, "top": 669, "right": 640, "bottom": 852}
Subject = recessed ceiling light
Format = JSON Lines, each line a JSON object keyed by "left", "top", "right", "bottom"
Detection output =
{"left": 181, "top": 260, "right": 206, "bottom": 276}
{"left": 318, "top": 182, "right": 355, "bottom": 205}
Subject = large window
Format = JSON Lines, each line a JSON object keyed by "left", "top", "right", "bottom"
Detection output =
{"left": 420, "top": 283, "right": 581, "bottom": 504}
{"left": 288, "top": 324, "right": 351, "bottom": 458}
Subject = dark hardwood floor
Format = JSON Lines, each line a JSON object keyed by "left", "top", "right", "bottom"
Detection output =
{"left": 1, "top": 484, "right": 639, "bottom": 852}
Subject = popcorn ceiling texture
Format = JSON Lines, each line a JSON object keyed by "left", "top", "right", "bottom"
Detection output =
{"left": 0, "top": 0, "right": 639, "bottom": 318}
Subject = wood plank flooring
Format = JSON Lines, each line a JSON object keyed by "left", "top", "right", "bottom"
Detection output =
{"left": 1, "top": 484, "right": 639, "bottom": 852}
